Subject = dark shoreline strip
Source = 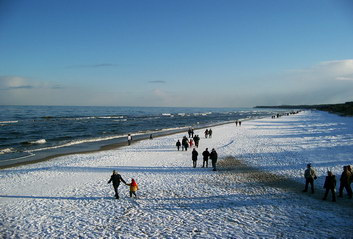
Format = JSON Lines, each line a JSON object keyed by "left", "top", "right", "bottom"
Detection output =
{"left": 219, "top": 156, "right": 353, "bottom": 209}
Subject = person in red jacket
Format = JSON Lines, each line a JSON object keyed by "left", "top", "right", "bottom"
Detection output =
{"left": 126, "top": 178, "right": 139, "bottom": 198}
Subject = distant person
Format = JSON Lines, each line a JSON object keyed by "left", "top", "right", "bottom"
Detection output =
{"left": 189, "top": 138, "right": 194, "bottom": 148}
{"left": 193, "top": 135, "right": 200, "bottom": 148}
{"left": 210, "top": 148, "right": 218, "bottom": 171}
{"left": 303, "top": 163, "right": 317, "bottom": 193}
{"left": 235, "top": 120, "right": 238, "bottom": 126}
{"left": 239, "top": 121, "right": 242, "bottom": 126}
{"left": 322, "top": 171, "right": 336, "bottom": 202}
{"left": 192, "top": 148, "right": 198, "bottom": 168}
{"left": 127, "top": 134, "right": 132, "bottom": 145}
{"left": 149, "top": 134, "right": 153, "bottom": 140}
{"left": 208, "top": 129, "right": 213, "bottom": 138}
{"left": 188, "top": 128, "right": 192, "bottom": 138}
{"left": 182, "top": 136, "right": 189, "bottom": 151}
{"left": 191, "top": 128, "right": 194, "bottom": 138}
{"left": 204, "top": 129, "right": 209, "bottom": 138}
{"left": 176, "top": 140, "right": 181, "bottom": 151}
{"left": 126, "top": 178, "right": 139, "bottom": 198}
{"left": 338, "top": 166, "right": 352, "bottom": 198}
{"left": 202, "top": 148, "right": 210, "bottom": 168}
{"left": 108, "top": 170, "right": 126, "bottom": 199}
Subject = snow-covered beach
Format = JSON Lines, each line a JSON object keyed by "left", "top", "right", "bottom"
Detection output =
{"left": 1, "top": 110, "right": 353, "bottom": 238}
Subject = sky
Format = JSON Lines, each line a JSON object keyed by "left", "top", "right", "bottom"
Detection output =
{"left": 0, "top": 0, "right": 353, "bottom": 107}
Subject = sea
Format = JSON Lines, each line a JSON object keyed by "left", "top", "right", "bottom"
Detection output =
{"left": 0, "top": 105, "right": 288, "bottom": 167}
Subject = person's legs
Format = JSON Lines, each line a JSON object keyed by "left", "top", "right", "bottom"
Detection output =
{"left": 338, "top": 183, "right": 344, "bottom": 197}
{"left": 309, "top": 178, "right": 314, "bottom": 193}
{"left": 113, "top": 185, "right": 119, "bottom": 199}
{"left": 303, "top": 179, "right": 309, "bottom": 192}
{"left": 345, "top": 184, "right": 353, "bottom": 198}
{"left": 323, "top": 189, "right": 329, "bottom": 200}
{"left": 331, "top": 188, "right": 336, "bottom": 202}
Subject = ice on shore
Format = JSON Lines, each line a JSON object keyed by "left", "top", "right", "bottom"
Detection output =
{"left": 1, "top": 110, "right": 353, "bottom": 238}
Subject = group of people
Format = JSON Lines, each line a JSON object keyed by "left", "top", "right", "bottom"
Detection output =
{"left": 204, "top": 129, "right": 212, "bottom": 138}
{"left": 176, "top": 135, "right": 201, "bottom": 151}
{"left": 303, "top": 163, "right": 352, "bottom": 202}
{"left": 108, "top": 170, "right": 139, "bottom": 199}
{"left": 235, "top": 120, "right": 242, "bottom": 126}
{"left": 192, "top": 147, "right": 218, "bottom": 171}
{"left": 176, "top": 128, "right": 219, "bottom": 171}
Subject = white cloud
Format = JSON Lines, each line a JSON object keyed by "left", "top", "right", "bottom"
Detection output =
{"left": 0, "top": 76, "right": 32, "bottom": 89}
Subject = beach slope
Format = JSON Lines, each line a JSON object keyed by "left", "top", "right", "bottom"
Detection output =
{"left": 1, "top": 110, "right": 353, "bottom": 238}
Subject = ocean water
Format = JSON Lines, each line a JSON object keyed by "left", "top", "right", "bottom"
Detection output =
{"left": 0, "top": 105, "right": 287, "bottom": 167}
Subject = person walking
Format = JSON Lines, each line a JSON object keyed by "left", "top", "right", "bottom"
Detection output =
{"left": 208, "top": 129, "right": 213, "bottom": 138}
{"left": 303, "top": 163, "right": 317, "bottom": 193}
{"left": 202, "top": 148, "right": 210, "bottom": 168}
{"left": 322, "top": 171, "right": 336, "bottom": 202}
{"left": 189, "top": 138, "right": 194, "bottom": 148}
{"left": 176, "top": 140, "right": 181, "bottom": 151}
{"left": 192, "top": 148, "right": 198, "bottom": 168}
{"left": 108, "top": 170, "right": 127, "bottom": 199}
{"left": 126, "top": 178, "right": 139, "bottom": 198}
{"left": 338, "top": 166, "right": 352, "bottom": 198}
{"left": 127, "top": 134, "right": 132, "bottom": 145}
{"left": 193, "top": 135, "right": 200, "bottom": 148}
{"left": 210, "top": 148, "right": 218, "bottom": 171}
{"left": 182, "top": 136, "right": 189, "bottom": 151}
{"left": 204, "top": 129, "right": 209, "bottom": 138}
{"left": 188, "top": 128, "right": 192, "bottom": 138}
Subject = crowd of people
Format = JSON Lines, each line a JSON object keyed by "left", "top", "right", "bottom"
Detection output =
{"left": 303, "top": 163, "right": 352, "bottom": 202}
{"left": 176, "top": 128, "right": 219, "bottom": 171}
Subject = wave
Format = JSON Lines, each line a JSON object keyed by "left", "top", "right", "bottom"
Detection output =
{"left": 31, "top": 139, "right": 47, "bottom": 144}
{"left": 21, "top": 139, "right": 47, "bottom": 145}
{"left": 0, "top": 148, "right": 14, "bottom": 155}
{"left": 98, "top": 116, "right": 124, "bottom": 119}
{"left": 0, "top": 120, "right": 18, "bottom": 125}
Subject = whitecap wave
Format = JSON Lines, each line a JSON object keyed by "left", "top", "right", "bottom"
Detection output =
{"left": 30, "top": 139, "right": 47, "bottom": 144}
{"left": 0, "top": 148, "right": 14, "bottom": 155}
{"left": 0, "top": 120, "right": 18, "bottom": 125}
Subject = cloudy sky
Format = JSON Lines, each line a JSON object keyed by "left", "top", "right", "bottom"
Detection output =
{"left": 1, "top": 0, "right": 353, "bottom": 107}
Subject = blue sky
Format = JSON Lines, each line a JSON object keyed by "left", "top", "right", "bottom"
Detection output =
{"left": 1, "top": 0, "right": 353, "bottom": 107}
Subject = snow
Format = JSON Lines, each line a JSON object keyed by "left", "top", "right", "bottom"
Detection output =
{"left": 1, "top": 110, "right": 353, "bottom": 238}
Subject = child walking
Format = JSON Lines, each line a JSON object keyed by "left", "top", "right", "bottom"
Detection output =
{"left": 126, "top": 178, "right": 139, "bottom": 198}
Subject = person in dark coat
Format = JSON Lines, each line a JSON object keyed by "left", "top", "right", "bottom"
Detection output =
{"left": 108, "top": 170, "right": 127, "bottom": 199}
{"left": 204, "top": 129, "right": 209, "bottom": 138}
{"left": 176, "top": 140, "right": 181, "bottom": 151}
{"left": 338, "top": 166, "right": 352, "bottom": 198}
{"left": 322, "top": 171, "right": 336, "bottom": 202}
{"left": 182, "top": 136, "right": 189, "bottom": 151}
{"left": 202, "top": 148, "right": 210, "bottom": 168}
{"left": 192, "top": 148, "right": 198, "bottom": 168}
{"left": 188, "top": 128, "right": 192, "bottom": 138}
{"left": 210, "top": 148, "right": 218, "bottom": 171}
{"left": 193, "top": 135, "right": 200, "bottom": 148}
{"left": 208, "top": 129, "right": 213, "bottom": 138}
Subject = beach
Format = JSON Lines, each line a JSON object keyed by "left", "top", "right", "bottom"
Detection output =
{"left": 1, "top": 110, "right": 353, "bottom": 238}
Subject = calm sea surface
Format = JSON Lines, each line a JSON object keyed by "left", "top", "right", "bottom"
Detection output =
{"left": 0, "top": 105, "right": 287, "bottom": 167}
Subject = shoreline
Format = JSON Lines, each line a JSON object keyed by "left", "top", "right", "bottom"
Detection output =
{"left": 2, "top": 110, "right": 353, "bottom": 238}
{"left": 0, "top": 118, "right": 245, "bottom": 170}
